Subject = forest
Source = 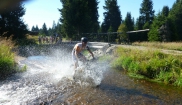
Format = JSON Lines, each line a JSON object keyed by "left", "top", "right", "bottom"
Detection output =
{"left": 0, "top": 0, "right": 182, "bottom": 43}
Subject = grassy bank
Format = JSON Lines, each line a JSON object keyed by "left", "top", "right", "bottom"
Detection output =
{"left": 111, "top": 46, "right": 182, "bottom": 87}
{"left": 0, "top": 37, "right": 26, "bottom": 79}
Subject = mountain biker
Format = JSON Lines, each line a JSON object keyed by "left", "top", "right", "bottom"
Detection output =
{"left": 72, "top": 37, "right": 94, "bottom": 69}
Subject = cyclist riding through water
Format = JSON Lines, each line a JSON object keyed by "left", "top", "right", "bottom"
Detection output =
{"left": 72, "top": 37, "right": 94, "bottom": 69}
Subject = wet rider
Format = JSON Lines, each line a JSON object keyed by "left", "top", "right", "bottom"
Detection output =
{"left": 72, "top": 37, "right": 94, "bottom": 69}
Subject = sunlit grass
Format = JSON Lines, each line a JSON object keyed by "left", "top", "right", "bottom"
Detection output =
{"left": 0, "top": 37, "right": 16, "bottom": 76}
{"left": 0, "top": 36, "right": 27, "bottom": 79}
{"left": 133, "top": 42, "right": 182, "bottom": 51}
{"left": 111, "top": 46, "right": 182, "bottom": 87}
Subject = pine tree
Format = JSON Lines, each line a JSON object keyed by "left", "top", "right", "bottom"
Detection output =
{"left": 134, "top": 0, "right": 155, "bottom": 42}
{"left": 148, "top": 13, "right": 163, "bottom": 41}
{"left": 135, "top": 17, "right": 144, "bottom": 30}
{"left": 168, "top": 0, "right": 182, "bottom": 41}
{"left": 139, "top": 0, "right": 155, "bottom": 28}
{"left": 35, "top": 25, "right": 39, "bottom": 32}
{"left": 59, "top": 0, "right": 99, "bottom": 40}
{"left": 87, "top": 0, "right": 100, "bottom": 33}
{"left": 31, "top": 26, "right": 35, "bottom": 31}
{"left": 41, "top": 23, "right": 48, "bottom": 36}
{"left": 101, "top": 0, "right": 122, "bottom": 32}
{"left": 162, "top": 6, "right": 169, "bottom": 17}
{"left": 0, "top": 2, "right": 27, "bottom": 39}
{"left": 124, "top": 12, "right": 134, "bottom": 31}
{"left": 148, "top": 6, "right": 170, "bottom": 42}
{"left": 101, "top": 0, "right": 122, "bottom": 42}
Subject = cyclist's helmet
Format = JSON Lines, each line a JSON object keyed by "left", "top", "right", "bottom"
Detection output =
{"left": 81, "top": 37, "right": 88, "bottom": 43}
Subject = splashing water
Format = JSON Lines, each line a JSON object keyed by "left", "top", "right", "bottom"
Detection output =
{"left": 73, "top": 60, "right": 106, "bottom": 87}
{"left": 0, "top": 46, "right": 108, "bottom": 105}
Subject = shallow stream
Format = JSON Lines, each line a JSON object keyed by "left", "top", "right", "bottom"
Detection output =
{"left": 0, "top": 45, "right": 182, "bottom": 105}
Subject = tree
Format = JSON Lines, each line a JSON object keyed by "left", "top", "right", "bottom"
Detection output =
{"left": 48, "top": 21, "right": 57, "bottom": 36}
{"left": 47, "top": 28, "right": 52, "bottom": 36}
{"left": 35, "top": 25, "right": 39, "bottom": 32}
{"left": 59, "top": 0, "right": 99, "bottom": 40}
{"left": 40, "top": 23, "right": 48, "bottom": 36}
{"left": 101, "top": 0, "right": 122, "bottom": 32}
{"left": 162, "top": 6, "right": 169, "bottom": 17}
{"left": 148, "top": 15, "right": 162, "bottom": 41}
{"left": 135, "top": 16, "right": 144, "bottom": 30}
{"left": 0, "top": 2, "right": 27, "bottom": 39}
{"left": 124, "top": 12, "right": 134, "bottom": 31}
{"left": 101, "top": 0, "right": 122, "bottom": 42}
{"left": 168, "top": 0, "right": 182, "bottom": 41}
{"left": 148, "top": 6, "right": 170, "bottom": 42}
{"left": 87, "top": 0, "right": 100, "bottom": 33}
{"left": 139, "top": 0, "right": 155, "bottom": 28}
{"left": 56, "top": 22, "right": 61, "bottom": 37}
{"left": 31, "top": 26, "right": 35, "bottom": 31}
{"left": 117, "top": 23, "right": 127, "bottom": 42}
{"left": 133, "top": 0, "right": 155, "bottom": 42}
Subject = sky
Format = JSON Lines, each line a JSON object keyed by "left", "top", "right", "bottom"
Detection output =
{"left": 23, "top": 0, "right": 176, "bottom": 30}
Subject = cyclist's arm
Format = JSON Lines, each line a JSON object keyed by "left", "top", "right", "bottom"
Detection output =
{"left": 86, "top": 46, "right": 94, "bottom": 58}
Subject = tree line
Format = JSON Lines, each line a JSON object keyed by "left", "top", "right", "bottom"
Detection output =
{"left": 31, "top": 21, "right": 60, "bottom": 37}
{"left": 0, "top": 0, "right": 182, "bottom": 43}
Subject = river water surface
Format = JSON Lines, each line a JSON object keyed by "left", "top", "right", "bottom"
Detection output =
{"left": 0, "top": 45, "right": 182, "bottom": 105}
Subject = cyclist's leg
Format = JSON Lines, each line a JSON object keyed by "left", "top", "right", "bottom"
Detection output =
{"left": 72, "top": 52, "right": 79, "bottom": 69}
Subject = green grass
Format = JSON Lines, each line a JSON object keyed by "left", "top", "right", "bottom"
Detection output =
{"left": 111, "top": 47, "right": 182, "bottom": 87}
{"left": 0, "top": 44, "right": 15, "bottom": 76}
{"left": 0, "top": 37, "right": 27, "bottom": 79}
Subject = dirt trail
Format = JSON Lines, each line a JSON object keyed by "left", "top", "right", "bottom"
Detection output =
{"left": 114, "top": 44, "right": 182, "bottom": 55}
